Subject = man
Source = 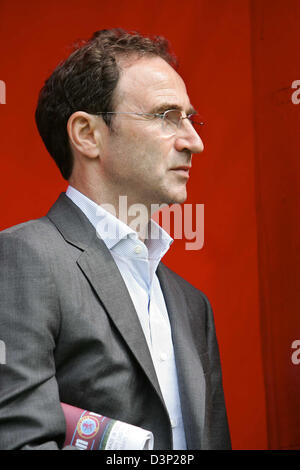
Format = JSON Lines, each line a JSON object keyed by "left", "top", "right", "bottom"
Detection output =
{"left": 0, "top": 29, "right": 231, "bottom": 450}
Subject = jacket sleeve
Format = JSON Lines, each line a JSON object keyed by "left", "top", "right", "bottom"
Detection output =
{"left": 0, "top": 230, "right": 71, "bottom": 449}
{"left": 201, "top": 291, "right": 232, "bottom": 449}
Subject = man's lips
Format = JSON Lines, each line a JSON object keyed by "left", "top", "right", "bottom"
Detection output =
{"left": 170, "top": 166, "right": 191, "bottom": 177}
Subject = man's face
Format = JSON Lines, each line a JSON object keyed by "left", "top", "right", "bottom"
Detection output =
{"left": 99, "top": 55, "right": 204, "bottom": 208}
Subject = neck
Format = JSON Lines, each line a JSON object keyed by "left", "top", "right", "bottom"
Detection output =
{"left": 68, "top": 179, "right": 153, "bottom": 243}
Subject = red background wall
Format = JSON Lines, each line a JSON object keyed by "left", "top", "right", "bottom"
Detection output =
{"left": 0, "top": 0, "right": 299, "bottom": 450}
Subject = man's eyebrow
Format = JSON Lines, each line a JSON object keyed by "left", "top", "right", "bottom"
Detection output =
{"left": 148, "top": 103, "right": 197, "bottom": 115}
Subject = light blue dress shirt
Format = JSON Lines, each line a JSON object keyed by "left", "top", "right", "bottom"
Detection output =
{"left": 66, "top": 185, "right": 187, "bottom": 449}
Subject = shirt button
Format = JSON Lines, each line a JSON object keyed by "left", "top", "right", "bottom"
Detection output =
{"left": 160, "top": 353, "right": 167, "bottom": 361}
{"left": 134, "top": 246, "right": 142, "bottom": 254}
{"left": 171, "top": 419, "right": 176, "bottom": 428}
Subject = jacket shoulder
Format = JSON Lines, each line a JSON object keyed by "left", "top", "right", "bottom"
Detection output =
{"left": 2, "top": 215, "right": 50, "bottom": 236}
{"left": 0, "top": 216, "right": 66, "bottom": 266}
{"left": 1, "top": 216, "right": 61, "bottom": 244}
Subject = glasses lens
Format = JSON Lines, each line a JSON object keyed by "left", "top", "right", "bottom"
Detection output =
{"left": 162, "top": 110, "right": 205, "bottom": 134}
{"left": 163, "top": 110, "right": 182, "bottom": 128}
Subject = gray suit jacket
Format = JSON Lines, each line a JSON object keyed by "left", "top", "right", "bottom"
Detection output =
{"left": 0, "top": 193, "right": 231, "bottom": 450}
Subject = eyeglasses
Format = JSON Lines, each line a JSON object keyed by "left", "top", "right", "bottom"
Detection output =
{"left": 95, "top": 109, "right": 204, "bottom": 132}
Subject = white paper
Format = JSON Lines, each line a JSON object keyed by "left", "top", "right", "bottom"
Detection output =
{"left": 104, "top": 420, "right": 154, "bottom": 450}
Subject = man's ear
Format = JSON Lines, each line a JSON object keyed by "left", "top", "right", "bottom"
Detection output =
{"left": 67, "top": 111, "right": 105, "bottom": 159}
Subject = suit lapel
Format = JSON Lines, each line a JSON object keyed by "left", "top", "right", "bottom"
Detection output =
{"left": 157, "top": 263, "right": 206, "bottom": 449}
{"left": 76, "top": 246, "right": 164, "bottom": 399}
{"left": 47, "top": 193, "right": 163, "bottom": 403}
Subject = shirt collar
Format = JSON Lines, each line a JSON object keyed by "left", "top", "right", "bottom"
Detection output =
{"left": 65, "top": 185, "right": 173, "bottom": 260}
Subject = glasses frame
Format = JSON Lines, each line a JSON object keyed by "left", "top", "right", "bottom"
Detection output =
{"left": 95, "top": 109, "right": 204, "bottom": 130}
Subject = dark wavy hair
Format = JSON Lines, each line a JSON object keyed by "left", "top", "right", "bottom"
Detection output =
{"left": 35, "top": 28, "right": 177, "bottom": 180}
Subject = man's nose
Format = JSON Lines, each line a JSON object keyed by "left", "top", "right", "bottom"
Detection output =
{"left": 174, "top": 121, "right": 204, "bottom": 154}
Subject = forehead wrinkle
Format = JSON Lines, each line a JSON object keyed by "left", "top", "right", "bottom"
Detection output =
{"left": 149, "top": 102, "right": 197, "bottom": 116}
{"left": 153, "top": 87, "right": 194, "bottom": 113}
{"left": 115, "top": 56, "right": 191, "bottom": 112}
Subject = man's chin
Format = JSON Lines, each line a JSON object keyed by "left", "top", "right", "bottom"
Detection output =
{"left": 150, "top": 186, "right": 187, "bottom": 207}
{"left": 166, "top": 190, "right": 187, "bottom": 205}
